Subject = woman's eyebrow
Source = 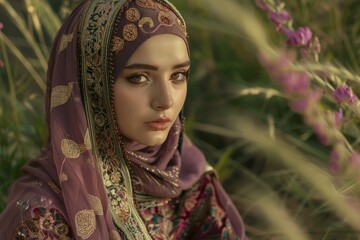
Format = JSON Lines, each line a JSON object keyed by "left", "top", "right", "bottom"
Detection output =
{"left": 172, "top": 61, "right": 190, "bottom": 70}
{"left": 124, "top": 61, "right": 190, "bottom": 70}
{"left": 124, "top": 64, "right": 158, "bottom": 70}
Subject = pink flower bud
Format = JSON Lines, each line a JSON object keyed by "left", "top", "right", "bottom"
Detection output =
{"left": 314, "top": 123, "right": 330, "bottom": 145}
{"left": 256, "top": 0, "right": 271, "bottom": 12}
{"left": 333, "top": 84, "right": 358, "bottom": 105}
{"left": 278, "top": 72, "right": 310, "bottom": 94}
{"left": 334, "top": 109, "right": 343, "bottom": 128}
{"left": 282, "top": 27, "right": 312, "bottom": 47}
{"left": 349, "top": 152, "right": 360, "bottom": 168}
{"left": 269, "top": 10, "right": 291, "bottom": 31}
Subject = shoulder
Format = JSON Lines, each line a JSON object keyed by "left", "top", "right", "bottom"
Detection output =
{"left": 0, "top": 175, "right": 74, "bottom": 239}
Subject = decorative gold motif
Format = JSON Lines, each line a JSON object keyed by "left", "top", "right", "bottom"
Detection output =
{"left": 123, "top": 24, "right": 138, "bottom": 41}
{"left": 157, "top": 3, "right": 170, "bottom": 12}
{"left": 111, "top": 36, "right": 125, "bottom": 53}
{"left": 135, "top": 0, "right": 155, "bottom": 9}
{"left": 125, "top": 8, "right": 141, "bottom": 22}
{"left": 84, "top": 129, "right": 92, "bottom": 150}
{"left": 75, "top": 210, "right": 96, "bottom": 239}
{"left": 138, "top": 17, "right": 154, "bottom": 32}
{"left": 59, "top": 172, "right": 68, "bottom": 183}
{"left": 176, "top": 18, "right": 187, "bottom": 36}
{"left": 125, "top": 148, "right": 149, "bottom": 162}
{"left": 80, "top": 1, "right": 157, "bottom": 239}
{"left": 158, "top": 11, "right": 172, "bottom": 25}
{"left": 88, "top": 194, "right": 103, "bottom": 215}
{"left": 58, "top": 33, "right": 74, "bottom": 53}
{"left": 61, "top": 138, "right": 81, "bottom": 158}
{"left": 48, "top": 181, "right": 61, "bottom": 194}
{"left": 110, "top": 230, "right": 121, "bottom": 240}
{"left": 51, "top": 82, "right": 73, "bottom": 109}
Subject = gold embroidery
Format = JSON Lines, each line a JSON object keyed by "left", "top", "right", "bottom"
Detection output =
{"left": 113, "top": 202, "right": 130, "bottom": 223}
{"left": 111, "top": 36, "right": 125, "bottom": 53}
{"left": 125, "top": 148, "right": 149, "bottom": 162}
{"left": 158, "top": 11, "right": 172, "bottom": 25}
{"left": 110, "top": 230, "right": 121, "bottom": 240}
{"left": 59, "top": 172, "right": 68, "bottom": 183}
{"left": 84, "top": 129, "right": 92, "bottom": 150}
{"left": 48, "top": 181, "right": 61, "bottom": 194}
{"left": 58, "top": 33, "right": 74, "bottom": 53}
{"left": 78, "top": 143, "right": 87, "bottom": 153}
{"left": 51, "top": 82, "right": 74, "bottom": 109}
{"left": 138, "top": 17, "right": 154, "bottom": 32}
{"left": 126, "top": 8, "right": 141, "bottom": 22}
{"left": 88, "top": 194, "right": 103, "bottom": 215}
{"left": 136, "top": 0, "right": 155, "bottom": 9}
{"left": 123, "top": 23, "right": 138, "bottom": 41}
{"left": 176, "top": 18, "right": 187, "bottom": 36}
{"left": 61, "top": 138, "right": 81, "bottom": 158}
{"left": 80, "top": 1, "right": 158, "bottom": 238}
{"left": 157, "top": 3, "right": 170, "bottom": 12}
{"left": 75, "top": 210, "right": 96, "bottom": 239}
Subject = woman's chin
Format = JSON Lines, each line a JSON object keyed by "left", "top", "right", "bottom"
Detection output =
{"left": 125, "top": 131, "right": 169, "bottom": 147}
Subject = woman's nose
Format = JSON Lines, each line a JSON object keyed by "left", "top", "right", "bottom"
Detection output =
{"left": 151, "top": 80, "right": 174, "bottom": 110}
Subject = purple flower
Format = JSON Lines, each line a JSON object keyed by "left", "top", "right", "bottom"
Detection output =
{"left": 334, "top": 109, "right": 343, "bottom": 128}
{"left": 0, "top": 60, "right": 4, "bottom": 68}
{"left": 277, "top": 72, "right": 310, "bottom": 94}
{"left": 256, "top": 0, "right": 271, "bottom": 12}
{"left": 0, "top": 22, "right": 3, "bottom": 30}
{"left": 349, "top": 152, "right": 360, "bottom": 168}
{"left": 314, "top": 123, "right": 330, "bottom": 145}
{"left": 269, "top": 10, "right": 291, "bottom": 30}
{"left": 329, "top": 156, "right": 339, "bottom": 173}
{"left": 333, "top": 84, "right": 358, "bottom": 104}
{"left": 330, "top": 148, "right": 340, "bottom": 162}
{"left": 282, "top": 27, "right": 312, "bottom": 47}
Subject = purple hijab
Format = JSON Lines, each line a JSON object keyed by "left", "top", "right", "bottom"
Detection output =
{"left": 0, "top": 0, "right": 247, "bottom": 239}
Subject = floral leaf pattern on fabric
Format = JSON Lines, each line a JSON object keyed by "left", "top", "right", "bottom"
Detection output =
{"left": 138, "top": 173, "right": 240, "bottom": 240}
{"left": 15, "top": 207, "right": 73, "bottom": 240}
{"left": 88, "top": 194, "right": 104, "bottom": 215}
{"left": 50, "top": 82, "right": 74, "bottom": 109}
{"left": 58, "top": 33, "right": 74, "bottom": 54}
{"left": 75, "top": 210, "right": 96, "bottom": 239}
{"left": 61, "top": 139, "right": 81, "bottom": 159}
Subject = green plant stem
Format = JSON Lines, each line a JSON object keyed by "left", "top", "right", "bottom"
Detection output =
{"left": 0, "top": 33, "right": 46, "bottom": 92}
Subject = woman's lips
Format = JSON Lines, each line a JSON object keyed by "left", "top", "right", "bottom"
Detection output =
{"left": 144, "top": 118, "right": 171, "bottom": 131}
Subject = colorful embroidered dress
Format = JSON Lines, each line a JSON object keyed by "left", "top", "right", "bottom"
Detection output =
{"left": 0, "top": 0, "right": 247, "bottom": 239}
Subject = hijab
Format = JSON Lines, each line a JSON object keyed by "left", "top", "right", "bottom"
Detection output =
{"left": 0, "top": 1, "right": 247, "bottom": 239}
{"left": 28, "top": 0, "right": 206, "bottom": 238}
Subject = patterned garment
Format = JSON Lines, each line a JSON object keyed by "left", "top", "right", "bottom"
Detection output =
{"left": 11, "top": 173, "right": 241, "bottom": 239}
{"left": 0, "top": 0, "right": 247, "bottom": 239}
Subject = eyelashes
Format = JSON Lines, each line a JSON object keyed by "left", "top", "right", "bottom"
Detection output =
{"left": 125, "top": 70, "right": 189, "bottom": 85}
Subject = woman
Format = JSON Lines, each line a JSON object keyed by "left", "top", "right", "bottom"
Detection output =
{"left": 0, "top": 0, "right": 247, "bottom": 239}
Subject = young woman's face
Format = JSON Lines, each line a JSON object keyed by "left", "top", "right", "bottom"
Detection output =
{"left": 114, "top": 34, "right": 189, "bottom": 146}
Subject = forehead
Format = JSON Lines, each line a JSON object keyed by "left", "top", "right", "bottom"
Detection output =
{"left": 126, "top": 34, "right": 189, "bottom": 65}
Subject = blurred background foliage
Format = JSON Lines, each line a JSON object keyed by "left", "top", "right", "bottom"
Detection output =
{"left": 1, "top": 0, "right": 360, "bottom": 239}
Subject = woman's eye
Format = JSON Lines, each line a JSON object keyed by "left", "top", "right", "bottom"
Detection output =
{"left": 126, "top": 74, "right": 149, "bottom": 84}
{"left": 171, "top": 72, "right": 188, "bottom": 82}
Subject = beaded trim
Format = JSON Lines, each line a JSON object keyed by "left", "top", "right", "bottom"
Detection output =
{"left": 79, "top": 0, "right": 151, "bottom": 239}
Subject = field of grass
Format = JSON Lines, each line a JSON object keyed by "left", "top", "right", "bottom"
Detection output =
{"left": 2, "top": 0, "right": 360, "bottom": 239}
